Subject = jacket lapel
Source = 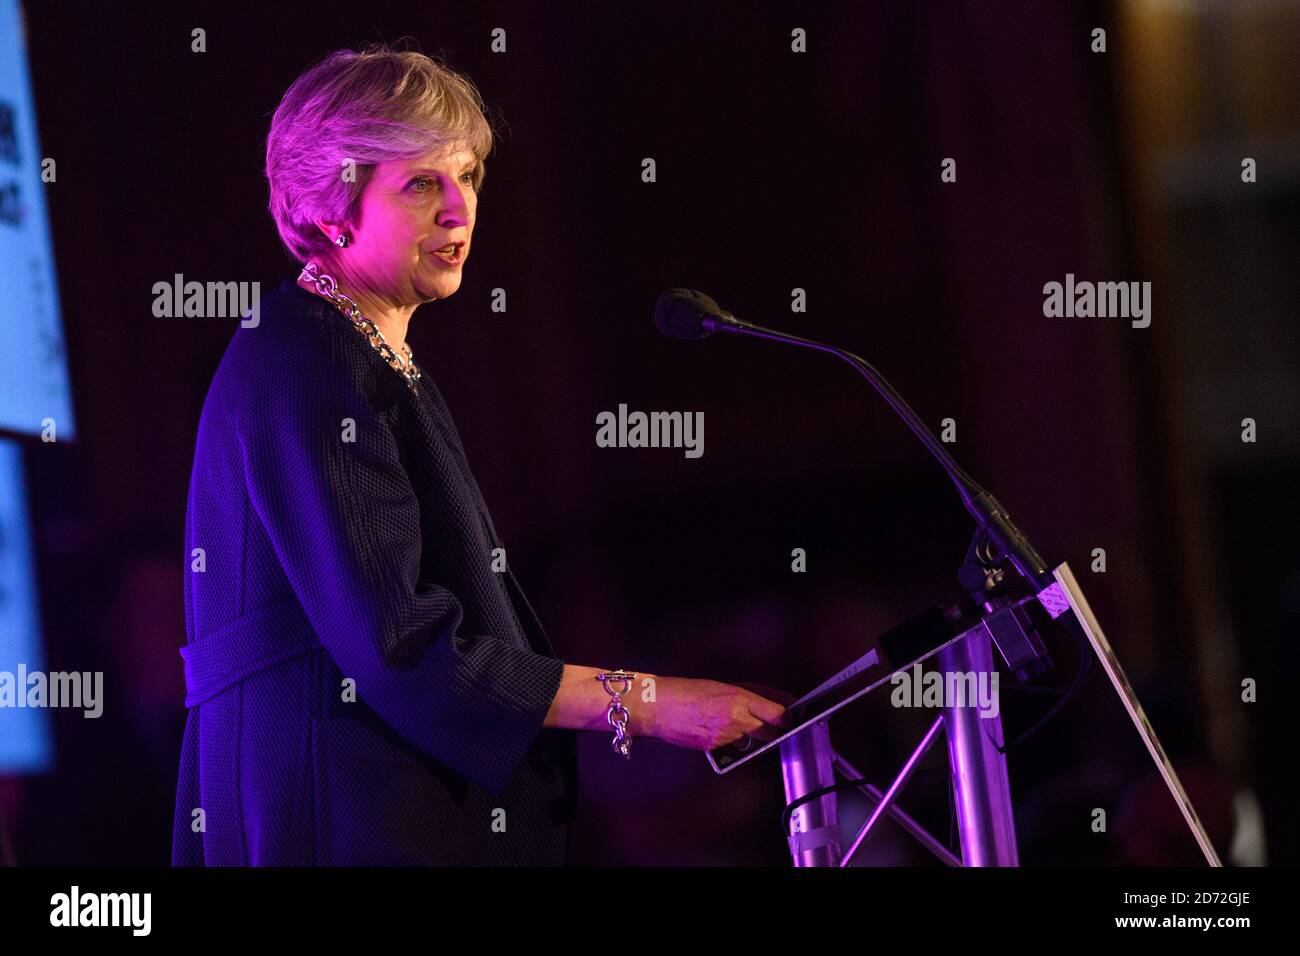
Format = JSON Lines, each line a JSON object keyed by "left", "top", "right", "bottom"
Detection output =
{"left": 408, "top": 379, "right": 557, "bottom": 658}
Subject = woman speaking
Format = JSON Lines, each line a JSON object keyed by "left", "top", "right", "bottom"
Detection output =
{"left": 170, "top": 46, "right": 788, "bottom": 866}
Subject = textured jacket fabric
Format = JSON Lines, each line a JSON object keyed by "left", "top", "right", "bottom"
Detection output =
{"left": 170, "top": 279, "right": 577, "bottom": 866}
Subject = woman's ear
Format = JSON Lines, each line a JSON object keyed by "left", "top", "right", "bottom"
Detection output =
{"left": 314, "top": 213, "right": 359, "bottom": 245}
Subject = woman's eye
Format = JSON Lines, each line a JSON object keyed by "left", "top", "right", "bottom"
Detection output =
{"left": 408, "top": 173, "right": 475, "bottom": 192}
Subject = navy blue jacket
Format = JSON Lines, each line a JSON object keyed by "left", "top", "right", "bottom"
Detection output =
{"left": 171, "top": 280, "right": 577, "bottom": 865}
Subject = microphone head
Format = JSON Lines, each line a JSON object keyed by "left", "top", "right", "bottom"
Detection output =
{"left": 654, "top": 288, "right": 726, "bottom": 340}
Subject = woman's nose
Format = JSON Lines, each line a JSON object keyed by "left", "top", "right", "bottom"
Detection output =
{"left": 438, "top": 182, "right": 473, "bottom": 224}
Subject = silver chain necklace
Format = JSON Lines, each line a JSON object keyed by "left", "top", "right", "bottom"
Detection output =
{"left": 297, "top": 262, "right": 423, "bottom": 392}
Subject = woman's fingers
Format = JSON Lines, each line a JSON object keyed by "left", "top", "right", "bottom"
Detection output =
{"left": 657, "top": 677, "right": 800, "bottom": 750}
{"left": 734, "top": 682, "right": 797, "bottom": 729}
{"left": 737, "top": 689, "right": 792, "bottom": 728}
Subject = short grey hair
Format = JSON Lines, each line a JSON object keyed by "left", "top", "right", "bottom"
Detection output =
{"left": 265, "top": 45, "right": 495, "bottom": 262}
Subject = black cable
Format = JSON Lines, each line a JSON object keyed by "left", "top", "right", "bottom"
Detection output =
{"left": 780, "top": 767, "right": 948, "bottom": 840}
{"left": 990, "top": 616, "right": 1094, "bottom": 754}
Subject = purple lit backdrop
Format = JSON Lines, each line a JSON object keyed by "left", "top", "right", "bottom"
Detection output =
{"left": 4, "top": 0, "right": 1295, "bottom": 865}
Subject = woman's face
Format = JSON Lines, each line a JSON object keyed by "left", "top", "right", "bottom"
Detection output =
{"left": 335, "top": 144, "right": 479, "bottom": 305}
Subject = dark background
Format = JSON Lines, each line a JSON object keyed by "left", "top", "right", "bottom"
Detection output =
{"left": 2, "top": 0, "right": 1296, "bottom": 865}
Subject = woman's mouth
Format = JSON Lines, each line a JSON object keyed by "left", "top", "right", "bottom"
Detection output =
{"left": 430, "top": 242, "right": 465, "bottom": 266}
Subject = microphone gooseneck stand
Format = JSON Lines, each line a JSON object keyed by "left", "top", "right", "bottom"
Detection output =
{"left": 657, "top": 289, "right": 1223, "bottom": 867}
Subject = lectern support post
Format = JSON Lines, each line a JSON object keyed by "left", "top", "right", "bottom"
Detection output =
{"left": 779, "top": 720, "right": 842, "bottom": 866}
{"left": 938, "top": 628, "right": 1019, "bottom": 866}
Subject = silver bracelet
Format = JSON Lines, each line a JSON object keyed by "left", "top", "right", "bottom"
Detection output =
{"left": 595, "top": 670, "right": 638, "bottom": 758}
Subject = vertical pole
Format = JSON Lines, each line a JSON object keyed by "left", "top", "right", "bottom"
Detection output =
{"left": 939, "top": 628, "right": 1020, "bottom": 866}
{"left": 779, "top": 719, "right": 842, "bottom": 866}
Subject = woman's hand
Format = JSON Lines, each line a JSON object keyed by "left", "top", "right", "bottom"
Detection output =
{"left": 635, "top": 676, "right": 793, "bottom": 751}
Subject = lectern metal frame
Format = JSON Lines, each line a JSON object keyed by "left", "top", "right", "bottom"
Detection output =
{"left": 778, "top": 561, "right": 1223, "bottom": 867}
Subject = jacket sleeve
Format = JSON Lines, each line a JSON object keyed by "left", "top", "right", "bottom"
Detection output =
{"left": 237, "top": 329, "right": 564, "bottom": 795}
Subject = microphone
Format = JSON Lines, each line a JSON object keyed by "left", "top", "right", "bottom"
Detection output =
{"left": 653, "top": 288, "right": 743, "bottom": 340}
{"left": 655, "top": 287, "right": 828, "bottom": 347}
{"left": 652, "top": 287, "right": 1056, "bottom": 678}
{"left": 655, "top": 287, "right": 864, "bottom": 352}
